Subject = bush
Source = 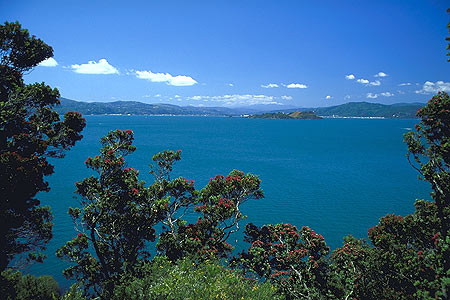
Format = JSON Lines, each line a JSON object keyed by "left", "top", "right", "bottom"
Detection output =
{"left": 112, "top": 257, "right": 281, "bottom": 300}
{"left": 1, "top": 269, "right": 60, "bottom": 300}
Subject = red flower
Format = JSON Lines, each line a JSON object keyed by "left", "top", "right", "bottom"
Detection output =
{"left": 176, "top": 149, "right": 182, "bottom": 153}
{"left": 77, "top": 233, "right": 83, "bottom": 238}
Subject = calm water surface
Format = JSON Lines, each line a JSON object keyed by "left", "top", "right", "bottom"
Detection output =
{"left": 28, "top": 116, "right": 430, "bottom": 288}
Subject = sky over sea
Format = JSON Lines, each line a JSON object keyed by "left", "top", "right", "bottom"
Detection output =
{"left": 2, "top": 0, "right": 449, "bottom": 107}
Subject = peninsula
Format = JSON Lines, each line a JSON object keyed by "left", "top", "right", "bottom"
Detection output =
{"left": 248, "top": 111, "right": 322, "bottom": 119}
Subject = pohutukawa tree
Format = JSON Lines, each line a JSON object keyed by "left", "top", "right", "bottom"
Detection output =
{"left": 58, "top": 129, "right": 263, "bottom": 298}
{"left": 232, "top": 223, "right": 331, "bottom": 299}
{"left": 157, "top": 170, "right": 264, "bottom": 261}
{"left": 0, "top": 21, "right": 85, "bottom": 270}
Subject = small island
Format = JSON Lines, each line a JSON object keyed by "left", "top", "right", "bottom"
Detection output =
{"left": 248, "top": 111, "right": 322, "bottom": 119}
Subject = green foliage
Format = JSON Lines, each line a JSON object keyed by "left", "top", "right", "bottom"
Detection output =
{"left": 330, "top": 200, "right": 449, "bottom": 300}
{"left": 0, "top": 21, "right": 86, "bottom": 270}
{"left": 0, "top": 269, "right": 60, "bottom": 300}
{"left": 58, "top": 129, "right": 263, "bottom": 298}
{"left": 59, "top": 284, "right": 86, "bottom": 300}
{"left": 112, "top": 256, "right": 281, "bottom": 300}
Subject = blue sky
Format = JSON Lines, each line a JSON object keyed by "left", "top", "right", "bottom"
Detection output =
{"left": 2, "top": 0, "right": 449, "bottom": 107}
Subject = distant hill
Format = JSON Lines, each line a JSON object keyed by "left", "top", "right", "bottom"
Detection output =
{"left": 55, "top": 98, "right": 424, "bottom": 118}
{"left": 312, "top": 102, "right": 423, "bottom": 118}
{"left": 248, "top": 111, "right": 322, "bottom": 119}
{"left": 56, "top": 98, "right": 238, "bottom": 116}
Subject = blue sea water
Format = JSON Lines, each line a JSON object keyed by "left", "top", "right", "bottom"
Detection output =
{"left": 27, "top": 116, "right": 430, "bottom": 289}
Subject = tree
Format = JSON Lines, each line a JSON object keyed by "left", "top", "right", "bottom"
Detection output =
{"left": 446, "top": 8, "right": 449, "bottom": 62}
{"left": 157, "top": 170, "right": 263, "bottom": 261}
{"left": 57, "top": 129, "right": 263, "bottom": 298}
{"left": 404, "top": 92, "right": 450, "bottom": 255}
{"left": 57, "top": 129, "right": 164, "bottom": 297}
{"left": 0, "top": 21, "right": 86, "bottom": 270}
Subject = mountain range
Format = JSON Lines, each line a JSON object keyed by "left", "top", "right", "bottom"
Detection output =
{"left": 56, "top": 98, "right": 424, "bottom": 119}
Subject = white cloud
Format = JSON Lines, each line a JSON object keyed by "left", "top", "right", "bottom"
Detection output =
{"left": 190, "top": 96, "right": 203, "bottom": 101}
{"left": 356, "top": 78, "right": 381, "bottom": 86}
{"left": 228, "top": 83, "right": 234, "bottom": 87}
{"left": 261, "top": 83, "right": 279, "bottom": 88}
{"left": 398, "top": 83, "right": 412, "bottom": 86}
{"left": 357, "top": 78, "right": 369, "bottom": 84}
{"left": 375, "top": 72, "right": 388, "bottom": 77}
{"left": 281, "top": 95, "right": 293, "bottom": 100}
{"left": 155, "top": 94, "right": 161, "bottom": 97}
{"left": 397, "top": 90, "right": 405, "bottom": 94}
{"left": 174, "top": 94, "right": 181, "bottom": 98}
{"left": 325, "top": 95, "right": 332, "bottom": 99}
{"left": 39, "top": 57, "right": 58, "bottom": 67}
{"left": 71, "top": 58, "right": 119, "bottom": 74}
{"left": 345, "top": 74, "right": 355, "bottom": 80}
{"left": 367, "top": 92, "right": 394, "bottom": 98}
{"left": 344, "top": 95, "right": 351, "bottom": 100}
{"left": 285, "top": 83, "right": 308, "bottom": 89}
{"left": 135, "top": 70, "right": 197, "bottom": 86}
{"left": 187, "top": 94, "right": 281, "bottom": 106}
{"left": 415, "top": 81, "right": 450, "bottom": 94}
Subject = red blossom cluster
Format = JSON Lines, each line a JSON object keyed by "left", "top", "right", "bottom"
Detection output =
{"left": 123, "top": 167, "right": 138, "bottom": 174}
{"left": 432, "top": 232, "right": 440, "bottom": 245}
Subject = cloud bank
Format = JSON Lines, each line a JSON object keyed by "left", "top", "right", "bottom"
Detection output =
{"left": 345, "top": 74, "right": 355, "bottom": 80}
{"left": 188, "top": 94, "right": 282, "bottom": 106}
{"left": 135, "top": 70, "right": 197, "bottom": 86}
{"left": 415, "top": 81, "right": 450, "bottom": 94}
